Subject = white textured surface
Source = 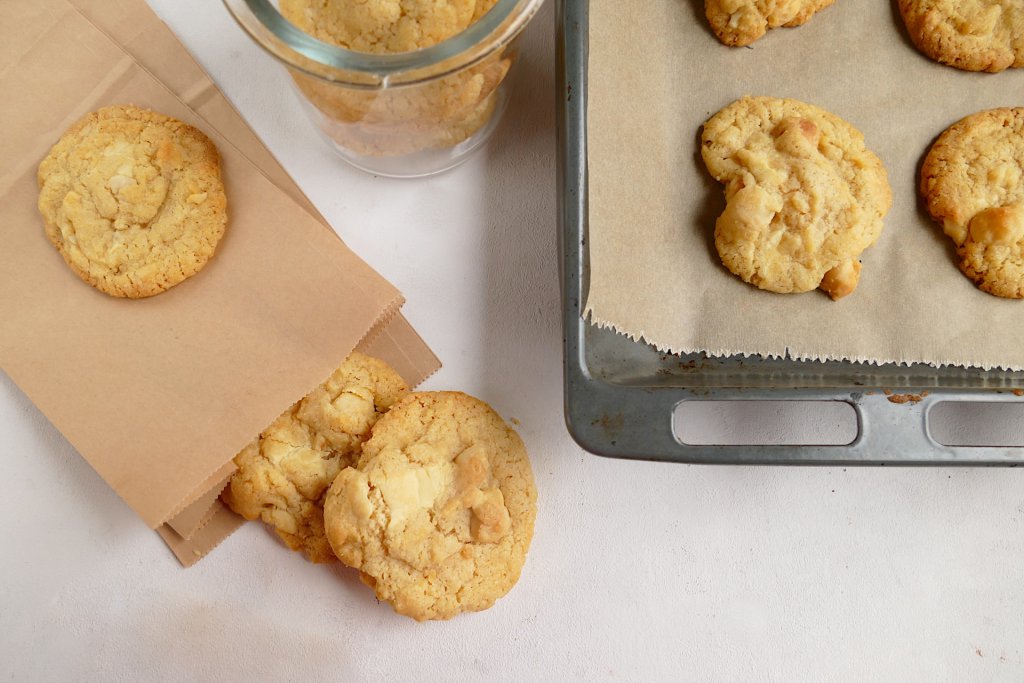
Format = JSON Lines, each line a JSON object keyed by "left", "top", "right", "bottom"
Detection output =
{"left": 2, "top": 2, "right": 1024, "bottom": 680}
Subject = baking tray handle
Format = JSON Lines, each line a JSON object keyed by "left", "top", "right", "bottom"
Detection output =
{"left": 567, "top": 383, "right": 1024, "bottom": 464}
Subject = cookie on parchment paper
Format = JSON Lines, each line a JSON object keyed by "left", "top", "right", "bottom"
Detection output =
{"left": 898, "top": 0, "right": 1024, "bottom": 73}
{"left": 323, "top": 391, "right": 537, "bottom": 621}
{"left": 223, "top": 353, "right": 409, "bottom": 563}
{"left": 700, "top": 96, "right": 892, "bottom": 300}
{"left": 921, "top": 107, "right": 1024, "bottom": 298}
{"left": 704, "top": 0, "right": 836, "bottom": 47}
{"left": 37, "top": 105, "right": 226, "bottom": 298}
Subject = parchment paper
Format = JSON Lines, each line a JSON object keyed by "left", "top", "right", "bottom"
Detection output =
{"left": 1, "top": 0, "right": 441, "bottom": 566}
{"left": 587, "top": 0, "right": 1024, "bottom": 370}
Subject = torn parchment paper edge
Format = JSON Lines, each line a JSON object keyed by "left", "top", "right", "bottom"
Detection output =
{"left": 583, "top": 311, "right": 1023, "bottom": 373}
{"left": 583, "top": 1, "right": 1024, "bottom": 375}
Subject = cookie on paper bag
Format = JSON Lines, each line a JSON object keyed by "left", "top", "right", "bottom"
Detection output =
{"left": 37, "top": 105, "right": 226, "bottom": 298}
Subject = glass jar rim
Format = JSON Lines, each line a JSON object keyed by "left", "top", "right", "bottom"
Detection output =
{"left": 222, "top": 0, "right": 543, "bottom": 87}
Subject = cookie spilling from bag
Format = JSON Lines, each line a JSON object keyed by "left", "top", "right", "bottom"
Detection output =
{"left": 223, "top": 354, "right": 537, "bottom": 621}
{"left": 222, "top": 352, "right": 410, "bottom": 563}
{"left": 704, "top": 0, "right": 837, "bottom": 47}
{"left": 324, "top": 391, "right": 537, "bottom": 621}
{"left": 37, "top": 105, "right": 227, "bottom": 298}
{"left": 897, "top": 0, "right": 1023, "bottom": 73}
{"left": 701, "top": 96, "right": 892, "bottom": 300}
{"left": 921, "top": 107, "right": 1024, "bottom": 298}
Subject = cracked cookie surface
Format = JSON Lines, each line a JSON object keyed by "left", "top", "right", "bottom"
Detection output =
{"left": 701, "top": 96, "right": 892, "bottom": 300}
{"left": 323, "top": 391, "right": 537, "bottom": 621}
{"left": 921, "top": 108, "right": 1024, "bottom": 298}
{"left": 898, "top": 0, "right": 1024, "bottom": 72}
{"left": 37, "top": 105, "right": 226, "bottom": 298}
{"left": 704, "top": 0, "right": 836, "bottom": 46}
{"left": 223, "top": 353, "right": 409, "bottom": 563}
{"left": 280, "top": 0, "right": 498, "bottom": 53}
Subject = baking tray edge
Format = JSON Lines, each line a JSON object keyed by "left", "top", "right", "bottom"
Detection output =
{"left": 556, "top": 0, "right": 1024, "bottom": 465}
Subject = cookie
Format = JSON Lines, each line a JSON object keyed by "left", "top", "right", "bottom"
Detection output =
{"left": 921, "top": 108, "right": 1024, "bottom": 298}
{"left": 323, "top": 392, "right": 537, "bottom": 621}
{"left": 290, "top": 51, "right": 509, "bottom": 156}
{"left": 898, "top": 0, "right": 1024, "bottom": 72}
{"left": 37, "top": 105, "right": 226, "bottom": 298}
{"left": 704, "top": 0, "right": 836, "bottom": 47}
{"left": 223, "top": 353, "right": 409, "bottom": 563}
{"left": 280, "top": 0, "right": 507, "bottom": 157}
{"left": 280, "top": 0, "right": 495, "bottom": 53}
{"left": 701, "top": 96, "right": 892, "bottom": 300}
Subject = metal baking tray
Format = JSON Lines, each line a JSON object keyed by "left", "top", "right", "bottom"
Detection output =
{"left": 557, "top": 0, "right": 1024, "bottom": 465}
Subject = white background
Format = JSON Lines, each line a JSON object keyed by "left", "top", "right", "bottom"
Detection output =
{"left": 3, "top": 1, "right": 1024, "bottom": 680}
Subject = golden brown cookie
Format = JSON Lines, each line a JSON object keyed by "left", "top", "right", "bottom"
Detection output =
{"left": 701, "top": 96, "right": 892, "bottom": 300}
{"left": 323, "top": 391, "right": 537, "bottom": 621}
{"left": 280, "top": 0, "right": 494, "bottom": 53}
{"left": 37, "top": 105, "right": 226, "bottom": 298}
{"left": 223, "top": 353, "right": 409, "bottom": 563}
{"left": 898, "top": 0, "right": 1024, "bottom": 72}
{"left": 280, "top": 0, "right": 508, "bottom": 157}
{"left": 921, "top": 108, "right": 1024, "bottom": 298}
{"left": 704, "top": 0, "right": 836, "bottom": 47}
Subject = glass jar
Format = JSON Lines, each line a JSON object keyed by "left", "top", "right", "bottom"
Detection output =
{"left": 223, "top": 0, "right": 544, "bottom": 177}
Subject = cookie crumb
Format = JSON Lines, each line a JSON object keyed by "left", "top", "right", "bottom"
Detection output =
{"left": 887, "top": 393, "right": 924, "bottom": 404}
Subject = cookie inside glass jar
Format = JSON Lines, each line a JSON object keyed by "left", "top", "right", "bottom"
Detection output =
{"left": 280, "top": 0, "right": 514, "bottom": 159}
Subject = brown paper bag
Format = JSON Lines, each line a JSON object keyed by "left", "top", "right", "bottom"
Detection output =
{"left": 70, "top": 0, "right": 441, "bottom": 558}
{"left": 0, "top": 0, "right": 441, "bottom": 566}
